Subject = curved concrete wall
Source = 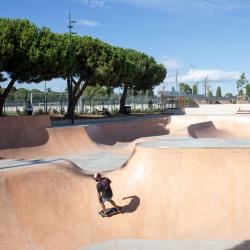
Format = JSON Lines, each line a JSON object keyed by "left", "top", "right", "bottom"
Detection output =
{"left": 0, "top": 116, "right": 171, "bottom": 159}
{"left": 2, "top": 144, "right": 250, "bottom": 249}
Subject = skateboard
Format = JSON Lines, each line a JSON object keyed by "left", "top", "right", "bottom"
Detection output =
{"left": 98, "top": 207, "right": 122, "bottom": 217}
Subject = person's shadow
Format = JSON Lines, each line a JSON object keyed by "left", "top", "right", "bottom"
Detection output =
{"left": 227, "top": 241, "right": 250, "bottom": 250}
{"left": 107, "top": 195, "right": 140, "bottom": 217}
{"left": 121, "top": 195, "right": 140, "bottom": 213}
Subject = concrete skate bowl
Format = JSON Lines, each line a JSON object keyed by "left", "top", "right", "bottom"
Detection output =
{"left": 85, "top": 116, "right": 171, "bottom": 145}
{"left": 2, "top": 139, "right": 250, "bottom": 250}
{"left": 0, "top": 116, "right": 170, "bottom": 159}
{"left": 0, "top": 115, "right": 51, "bottom": 149}
{"left": 2, "top": 115, "right": 250, "bottom": 249}
{"left": 168, "top": 115, "right": 250, "bottom": 139}
{"left": 0, "top": 115, "right": 100, "bottom": 159}
{"left": 187, "top": 121, "right": 231, "bottom": 138}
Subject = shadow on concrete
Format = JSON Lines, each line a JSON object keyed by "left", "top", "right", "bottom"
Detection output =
{"left": 104, "top": 195, "right": 140, "bottom": 218}
{"left": 227, "top": 241, "right": 250, "bottom": 250}
{"left": 0, "top": 129, "right": 49, "bottom": 150}
{"left": 121, "top": 195, "right": 140, "bottom": 213}
{"left": 187, "top": 120, "right": 232, "bottom": 139}
{"left": 188, "top": 121, "right": 215, "bottom": 138}
{"left": 86, "top": 116, "right": 171, "bottom": 145}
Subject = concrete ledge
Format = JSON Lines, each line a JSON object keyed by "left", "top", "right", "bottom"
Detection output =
{"left": 139, "top": 138, "right": 250, "bottom": 149}
{"left": 81, "top": 239, "right": 249, "bottom": 250}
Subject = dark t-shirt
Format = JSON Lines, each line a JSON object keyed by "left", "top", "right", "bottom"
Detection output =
{"left": 96, "top": 178, "right": 113, "bottom": 198}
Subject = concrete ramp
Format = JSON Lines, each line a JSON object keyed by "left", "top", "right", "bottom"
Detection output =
{"left": 0, "top": 116, "right": 170, "bottom": 159}
{"left": 2, "top": 141, "right": 250, "bottom": 249}
{"left": 168, "top": 115, "right": 250, "bottom": 138}
{"left": 187, "top": 121, "right": 231, "bottom": 138}
{"left": 86, "top": 117, "right": 170, "bottom": 145}
{"left": 0, "top": 115, "right": 51, "bottom": 150}
{"left": 0, "top": 126, "right": 99, "bottom": 159}
{"left": 0, "top": 116, "right": 101, "bottom": 159}
{"left": 2, "top": 115, "right": 250, "bottom": 249}
{"left": 2, "top": 115, "right": 250, "bottom": 159}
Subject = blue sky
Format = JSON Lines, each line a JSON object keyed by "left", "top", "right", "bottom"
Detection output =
{"left": 1, "top": 0, "right": 250, "bottom": 95}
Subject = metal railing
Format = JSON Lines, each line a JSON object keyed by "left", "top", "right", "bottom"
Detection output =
{"left": 4, "top": 92, "right": 173, "bottom": 115}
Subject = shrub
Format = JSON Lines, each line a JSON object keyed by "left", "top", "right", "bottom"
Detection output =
{"left": 148, "top": 100, "right": 153, "bottom": 110}
{"left": 16, "top": 109, "right": 25, "bottom": 115}
{"left": 36, "top": 108, "right": 44, "bottom": 114}
{"left": 60, "top": 107, "right": 65, "bottom": 115}
{"left": 53, "top": 109, "right": 58, "bottom": 114}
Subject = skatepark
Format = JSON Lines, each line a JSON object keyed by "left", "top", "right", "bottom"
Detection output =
{"left": 1, "top": 111, "right": 250, "bottom": 250}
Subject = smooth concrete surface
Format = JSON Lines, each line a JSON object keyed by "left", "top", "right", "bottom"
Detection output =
{"left": 2, "top": 115, "right": 250, "bottom": 249}
{"left": 0, "top": 152, "right": 129, "bottom": 173}
{"left": 0, "top": 115, "right": 170, "bottom": 158}
{"left": 184, "top": 104, "right": 250, "bottom": 115}
{"left": 66, "top": 152, "right": 129, "bottom": 173}
{"left": 3, "top": 158, "right": 250, "bottom": 249}
{"left": 167, "top": 115, "right": 250, "bottom": 138}
{"left": 0, "top": 158, "right": 64, "bottom": 170}
{"left": 140, "top": 138, "right": 250, "bottom": 148}
{"left": 52, "top": 114, "right": 166, "bottom": 127}
{"left": 82, "top": 239, "right": 249, "bottom": 250}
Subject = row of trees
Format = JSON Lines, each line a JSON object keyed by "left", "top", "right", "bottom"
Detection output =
{"left": 2, "top": 84, "right": 155, "bottom": 104}
{"left": 178, "top": 82, "right": 223, "bottom": 98}
{"left": 0, "top": 18, "right": 166, "bottom": 116}
{"left": 177, "top": 72, "right": 250, "bottom": 98}
{"left": 236, "top": 73, "right": 250, "bottom": 97}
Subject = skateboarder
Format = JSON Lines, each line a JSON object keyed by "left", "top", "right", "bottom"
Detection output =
{"left": 93, "top": 173, "right": 121, "bottom": 215}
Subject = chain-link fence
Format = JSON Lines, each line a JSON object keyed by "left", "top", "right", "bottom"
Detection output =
{"left": 3, "top": 92, "right": 177, "bottom": 115}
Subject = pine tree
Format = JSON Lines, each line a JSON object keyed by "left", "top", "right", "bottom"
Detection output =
{"left": 216, "top": 86, "right": 222, "bottom": 97}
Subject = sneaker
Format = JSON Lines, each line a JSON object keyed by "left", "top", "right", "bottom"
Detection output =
{"left": 116, "top": 206, "right": 122, "bottom": 212}
{"left": 102, "top": 210, "right": 107, "bottom": 215}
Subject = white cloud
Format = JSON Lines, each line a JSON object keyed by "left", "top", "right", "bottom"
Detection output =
{"left": 112, "top": 0, "right": 175, "bottom": 9}
{"left": 110, "top": 0, "right": 250, "bottom": 13}
{"left": 161, "top": 57, "right": 182, "bottom": 70}
{"left": 167, "top": 69, "right": 241, "bottom": 83}
{"left": 77, "top": 19, "right": 100, "bottom": 27}
{"left": 76, "top": 0, "right": 105, "bottom": 8}
{"left": 193, "top": 0, "right": 250, "bottom": 11}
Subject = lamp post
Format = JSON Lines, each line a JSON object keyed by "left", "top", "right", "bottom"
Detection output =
{"left": 44, "top": 81, "right": 47, "bottom": 112}
{"left": 175, "top": 69, "right": 179, "bottom": 94}
{"left": 68, "top": 12, "right": 77, "bottom": 124}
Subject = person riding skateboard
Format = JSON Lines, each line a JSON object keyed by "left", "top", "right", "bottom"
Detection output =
{"left": 93, "top": 173, "right": 121, "bottom": 215}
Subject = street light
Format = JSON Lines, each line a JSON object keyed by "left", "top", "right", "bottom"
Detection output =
{"left": 68, "top": 12, "right": 77, "bottom": 124}
{"left": 44, "top": 81, "right": 47, "bottom": 112}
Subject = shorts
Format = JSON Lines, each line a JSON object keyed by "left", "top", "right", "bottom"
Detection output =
{"left": 101, "top": 194, "right": 113, "bottom": 203}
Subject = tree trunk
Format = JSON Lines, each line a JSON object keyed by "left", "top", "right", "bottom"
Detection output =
{"left": 119, "top": 86, "right": 128, "bottom": 113}
{"left": 0, "top": 78, "right": 17, "bottom": 116}
{"left": 67, "top": 79, "right": 88, "bottom": 116}
{"left": 72, "top": 83, "right": 88, "bottom": 112}
{"left": 66, "top": 76, "right": 72, "bottom": 116}
{"left": 0, "top": 98, "right": 5, "bottom": 116}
